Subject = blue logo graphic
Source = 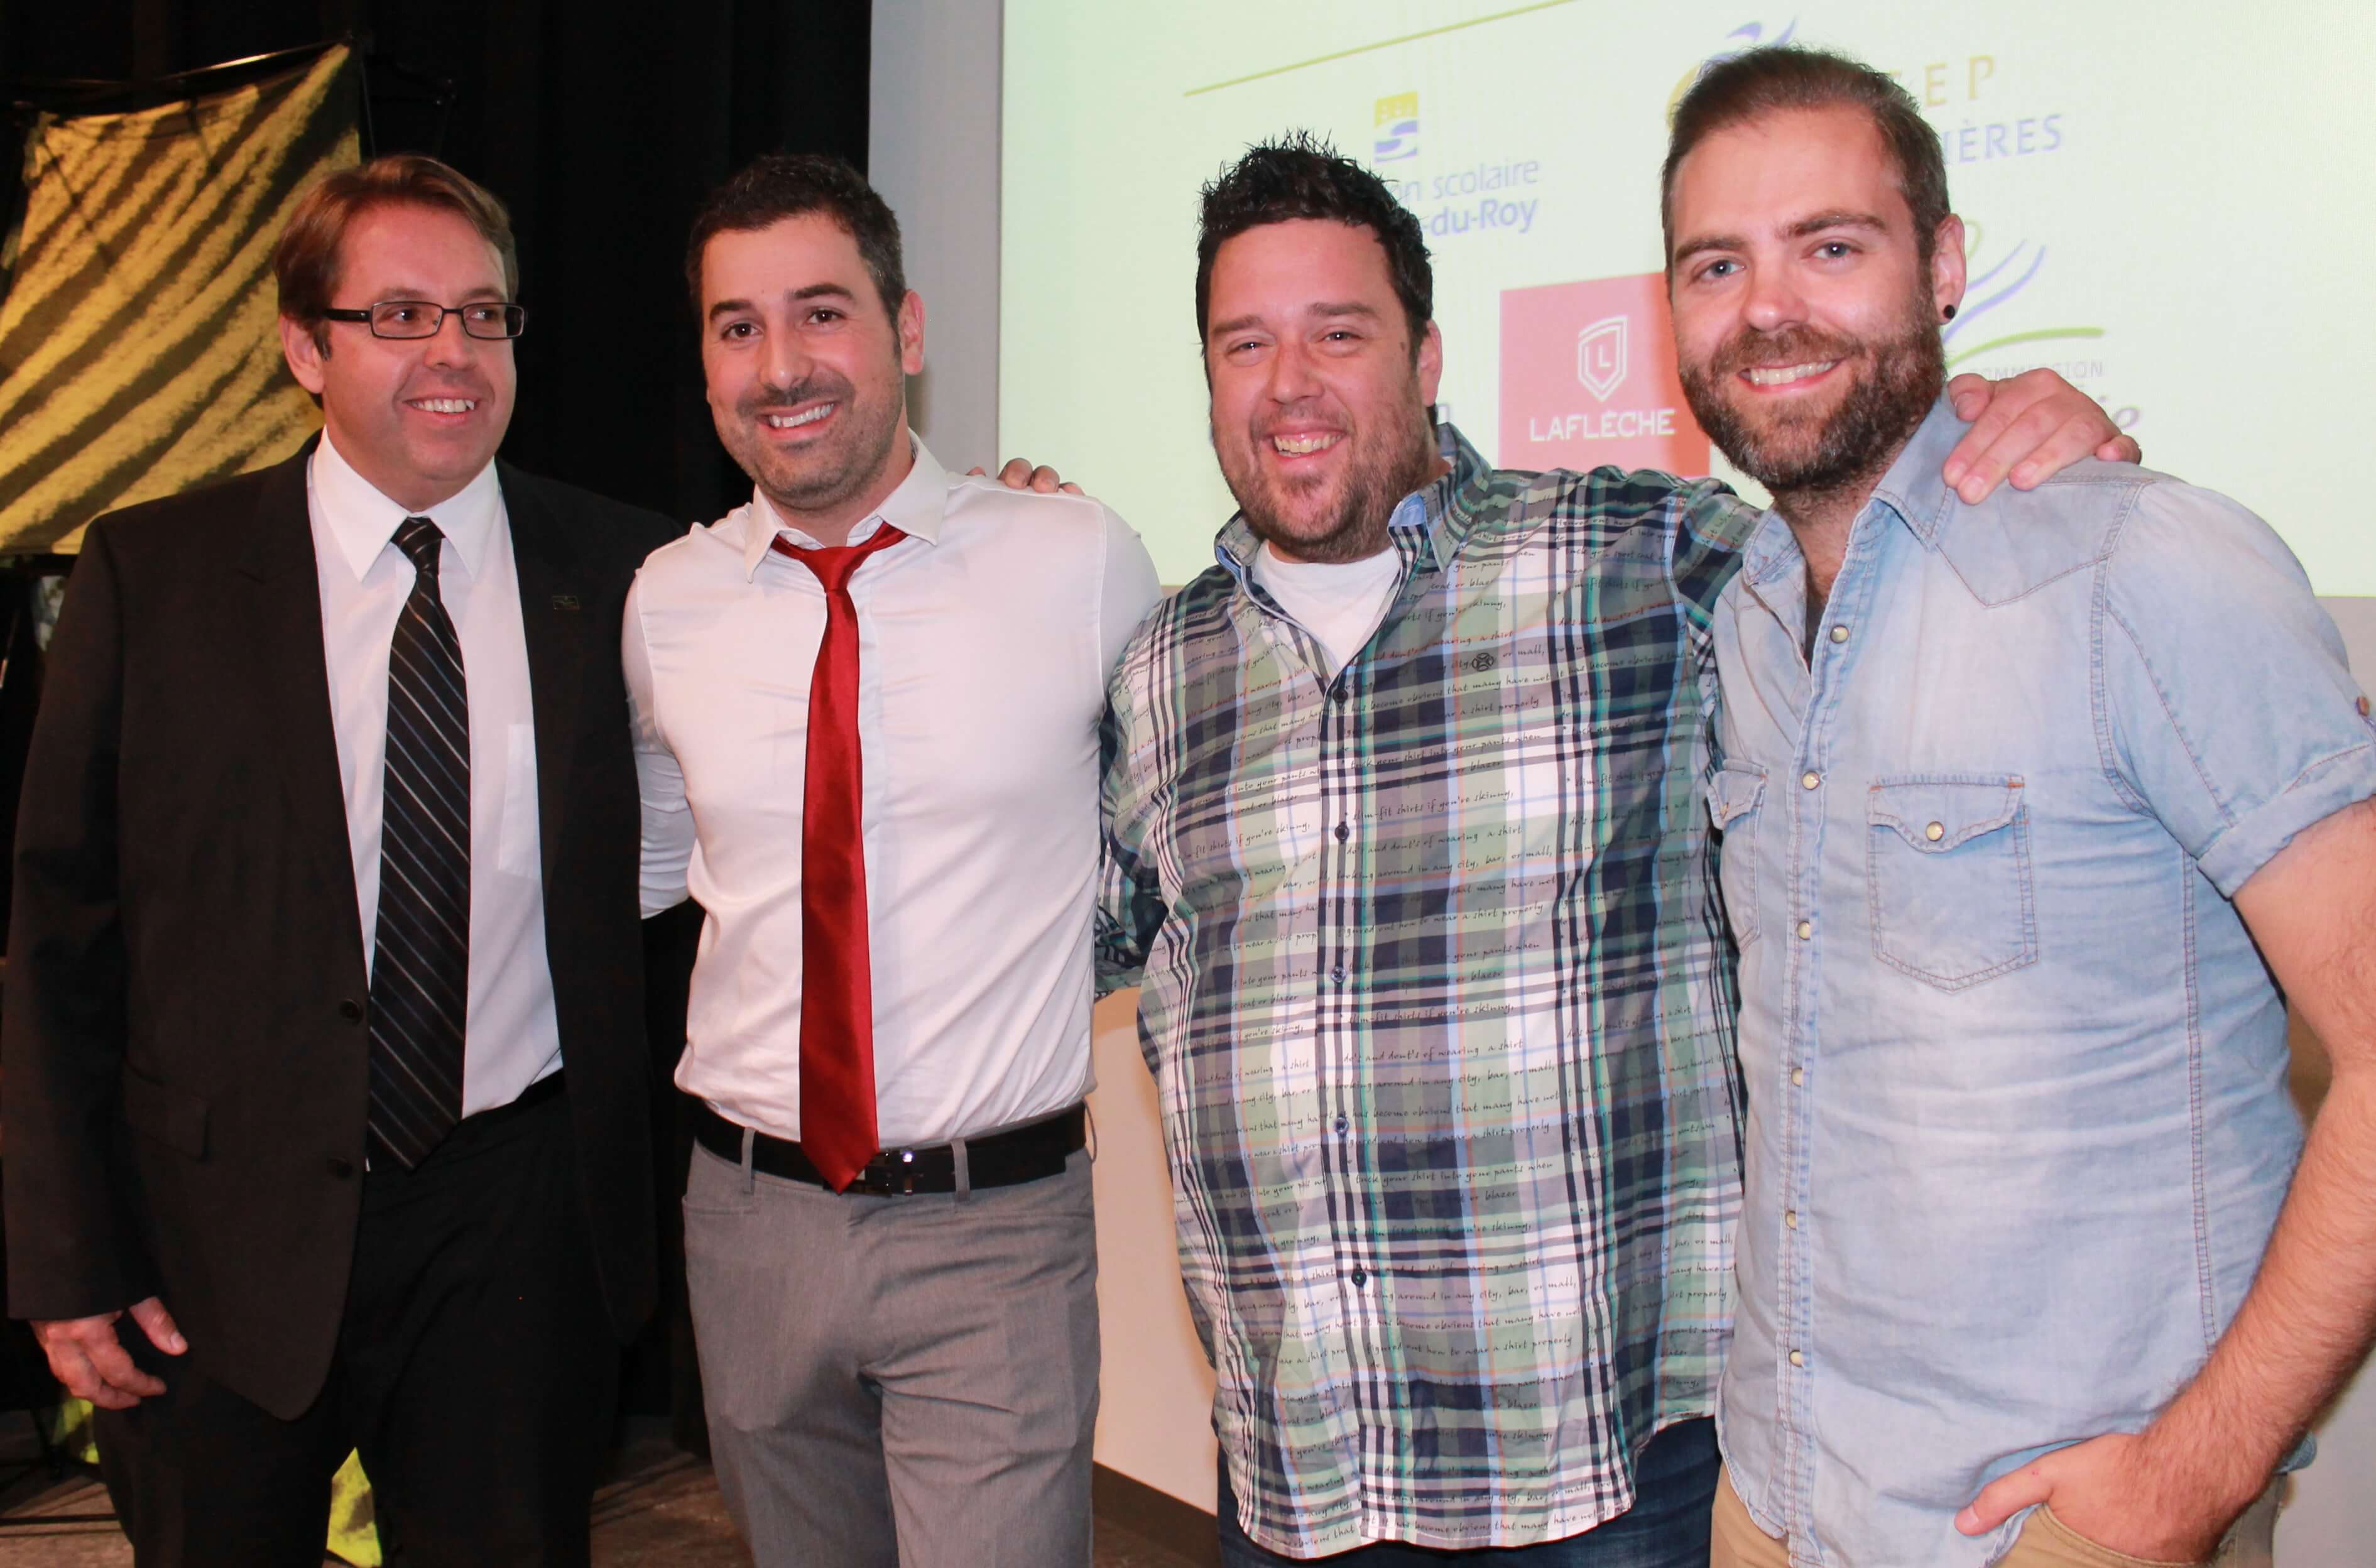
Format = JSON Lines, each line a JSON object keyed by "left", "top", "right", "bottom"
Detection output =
{"left": 1373, "top": 92, "right": 1419, "bottom": 164}
{"left": 1671, "top": 20, "right": 1797, "bottom": 116}
{"left": 1946, "top": 231, "right": 2135, "bottom": 430}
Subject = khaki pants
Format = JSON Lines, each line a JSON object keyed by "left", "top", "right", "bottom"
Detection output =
{"left": 1710, "top": 1465, "right": 2281, "bottom": 1568}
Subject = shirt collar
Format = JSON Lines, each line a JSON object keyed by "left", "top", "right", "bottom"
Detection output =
{"left": 310, "top": 428, "right": 502, "bottom": 582}
{"left": 738, "top": 430, "right": 945, "bottom": 579}
{"left": 1213, "top": 420, "right": 1488, "bottom": 587}
{"left": 1739, "top": 394, "right": 1965, "bottom": 591}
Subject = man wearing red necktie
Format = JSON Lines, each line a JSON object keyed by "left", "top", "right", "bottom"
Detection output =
{"left": 625, "top": 155, "right": 1162, "bottom": 1567}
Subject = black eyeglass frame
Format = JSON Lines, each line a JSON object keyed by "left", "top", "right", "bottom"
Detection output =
{"left": 321, "top": 300, "right": 528, "bottom": 340}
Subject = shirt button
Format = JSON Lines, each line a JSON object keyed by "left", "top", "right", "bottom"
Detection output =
{"left": 1331, "top": 964, "right": 1347, "bottom": 985}
{"left": 1334, "top": 822, "right": 1350, "bottom": 842}
{"left": 1332, "top": 686, "right": 1350, "bottom": 705}
{"left": 1829, "top": 624, "right": 1850, "bottom": 644}
{"left": 2358, "top": 695, "right": 2370, "bottom": 717}
{"left": 1334, "top": 1114, "right": 1349, "bottom": 1136}
{"left": 1789, "top": 1349, "right": 1806, "bottom": 1368}
{"left": 1350, "top": 1268, "right": 1368, "bottom": 1287}
{"left": 1801, "top": 771, "right": 1821, "bottom": 790}
{"left": 1925, "top": 821, "right": 1946, "bottom": 841}
{"left": 1785, "top": 1210, "right": 1799, "bottom": 1229}
{"left": 1796, "top": 920, "right": 1814, "bottom": 940}
{"left": 1792, "top": 1068, "right": 1806, "bottom": 1087}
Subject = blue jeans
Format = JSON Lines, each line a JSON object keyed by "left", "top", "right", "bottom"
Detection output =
{"left": 1216, "top": 1417, "right": 1718, "bottom": 1566}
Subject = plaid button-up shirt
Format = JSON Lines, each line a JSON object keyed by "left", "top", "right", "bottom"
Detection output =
{"left": 1097, "top": 424, "right": 1757, "bottom": 1555}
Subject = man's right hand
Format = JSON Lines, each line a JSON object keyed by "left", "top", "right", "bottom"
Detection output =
{"left": 967, "top": 459, "right": 1082, "bottom": 496}
{"left": 33, "top": 1297, "right": 187, "bottom": 1408}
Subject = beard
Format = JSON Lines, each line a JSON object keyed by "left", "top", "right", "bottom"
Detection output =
{"left": 1216, "top": 396, "right": 1439, "bottom": 565}
{"left": 721, "top": 365, "right": 903, "bottom": 518}
{"left": 1679, "top": 288, "right": 1945, "bottom": 503}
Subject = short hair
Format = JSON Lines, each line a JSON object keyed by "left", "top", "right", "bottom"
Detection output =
{"left": 684, "top": 154, "right": 907, "bottom": 324}
{"left": 1662, "top": 46, "right": 1950, "bottom": 270}
{"left": 1196, "top": 132, "right": 1432, "bottom": 357}
{"left": 272, "top": 154, "right": 519, "bottom": 351}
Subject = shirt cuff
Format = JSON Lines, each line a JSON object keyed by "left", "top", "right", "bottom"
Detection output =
{"left": 2194, "top": 741, "right": 2376, "bottom": 897}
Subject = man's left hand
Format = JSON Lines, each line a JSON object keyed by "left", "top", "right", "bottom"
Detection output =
{"left": 1955, "top": 1430, "right": 2255, "bottom": 1564}
{"left": 1943, "top": 368, "right": 2141, "bottom": 502}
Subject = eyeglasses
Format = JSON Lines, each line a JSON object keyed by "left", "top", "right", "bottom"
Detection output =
{"left": 322, "top": 300, "right": 528, "bottom": 340}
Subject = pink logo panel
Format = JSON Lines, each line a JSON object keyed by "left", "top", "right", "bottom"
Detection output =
{"left": 1500, "top": 274, "right": 1712, "bottom": 477}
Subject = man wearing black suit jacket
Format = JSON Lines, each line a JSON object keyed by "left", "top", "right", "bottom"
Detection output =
{"left": 3, "top": 155, "right": 675, "bottom": 1565}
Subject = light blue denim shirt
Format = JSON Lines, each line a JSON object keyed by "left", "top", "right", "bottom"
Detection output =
{"left": 1710, "top": 397, "right": 2376, "bottom": 1568}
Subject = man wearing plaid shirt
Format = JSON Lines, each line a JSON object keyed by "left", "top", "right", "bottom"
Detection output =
{"left": 1093, "top": 136, "right": 2132, "bottom": 1565}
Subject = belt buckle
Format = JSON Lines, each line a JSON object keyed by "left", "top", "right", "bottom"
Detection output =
{"left": 856, "top": 1148, "right": 920, "bottom": 1197}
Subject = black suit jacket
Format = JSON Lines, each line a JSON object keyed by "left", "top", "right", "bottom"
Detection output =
{"left": 1, "top": 444, "right": 678, "bottom": 1419}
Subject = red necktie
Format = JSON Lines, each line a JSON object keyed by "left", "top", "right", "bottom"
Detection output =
{"left": 773, "top": 523, "right": 907, "bottom": 1190}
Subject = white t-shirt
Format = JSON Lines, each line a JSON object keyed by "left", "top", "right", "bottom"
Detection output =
{"left": 1251, "top": 541, "right": 1402, "bottom": 674}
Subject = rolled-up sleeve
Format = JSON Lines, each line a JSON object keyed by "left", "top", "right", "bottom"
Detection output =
{"left": 2100, "top": 480, "right": 2376, "bottom": 896}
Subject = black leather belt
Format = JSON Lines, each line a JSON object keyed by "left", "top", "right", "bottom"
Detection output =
{"left": 692, "top": 1101, "right": 1086, "bottom": 1196}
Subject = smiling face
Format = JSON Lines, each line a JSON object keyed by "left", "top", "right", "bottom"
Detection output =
{"left": 1204, "top": 219, "right": 1444, "bottom": 564}
{"left": 279, "top": 202, "right": 516, "bottom": 513}
{"left": 699, "top": 214, "right": 922, "bottom": 541}
{"left": 1666, "top": 106, "right": 1963, "bottom": 501}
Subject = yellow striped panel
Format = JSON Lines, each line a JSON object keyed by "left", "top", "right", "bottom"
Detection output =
{"left": 0, "top": 45, "right": 359, "bottom": 553}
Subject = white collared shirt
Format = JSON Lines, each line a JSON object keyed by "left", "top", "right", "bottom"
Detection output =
{"left": 625, "top": 435, "right": 1162, "bottom": 1146}
{"left": 308, "top": 432, "right": 560, "bottom": 1116}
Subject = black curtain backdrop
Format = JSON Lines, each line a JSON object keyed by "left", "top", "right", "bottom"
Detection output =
{"left": 3, "top": 0, "right": 873, "bottom": 528}
{"left": 3, "top": 0, "right": 872, "bottom": 1437}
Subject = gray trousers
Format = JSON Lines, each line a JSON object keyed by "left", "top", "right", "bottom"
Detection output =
{"left": 683, "top": 1137, "right": 1101, "bottom": 1568}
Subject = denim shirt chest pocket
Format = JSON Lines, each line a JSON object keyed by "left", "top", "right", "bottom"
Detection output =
{"left": 1866, "top": 775, "right": 2039, "bottom": 989}
{"left": 1707, "top": 763, "right": 1768, "bottom": 946}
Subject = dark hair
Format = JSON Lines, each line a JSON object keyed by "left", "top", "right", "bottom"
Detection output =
{"left": 1662, "top": 46, "right": 1949, "bottom": 270}
{"left": 1195, "top": 131, "right": 1432, "bottom": 357}
{"left": 273, "top": 154, "right": 519, "bottom": 351}
{"left": 684, "top": 153, "right": 907, "bottom": 324}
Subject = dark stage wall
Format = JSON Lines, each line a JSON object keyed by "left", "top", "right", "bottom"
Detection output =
{"left": 2, "top": 0, "right": 874, "bottom": 1433}
{"left": 4, "top": 0, "right": 875, "bottom": 529}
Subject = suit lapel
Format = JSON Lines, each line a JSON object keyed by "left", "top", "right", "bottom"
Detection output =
{"left": 499, "top": 464, "right": 587, "bottom": 896}
{"left": 231, "top": 442, "right": 366, "bottom": 967}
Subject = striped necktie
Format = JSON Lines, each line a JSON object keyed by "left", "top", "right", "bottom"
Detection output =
{"left": 366, "top": 516, "right": 471, "bottom": 1168}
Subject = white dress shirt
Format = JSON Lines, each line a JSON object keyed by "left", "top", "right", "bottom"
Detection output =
{"left": 626, "top": 436, "right": 1163, "bottom": 1146}
{"left": 309, "top": 432, "right": 561, "bottom": 1116}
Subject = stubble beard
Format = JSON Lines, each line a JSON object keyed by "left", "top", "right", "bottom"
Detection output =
{"left": 726, "top": 368, "right": 903, "bottom": 520}
{"left": 1219, "top": 396, "right": 1439, "bottom": 565}
{"left": 1679, "top": 288, "right": 1946, "bottom": 512}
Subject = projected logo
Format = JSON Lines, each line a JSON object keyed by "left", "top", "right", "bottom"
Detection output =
{"left": 1945, "top": 228, "right": 2135, "bottom": 430}
{"left": 1672, "top": 19, "right": 2068, "bottom": 168}
{"left": 1501, "top": 276, "right": 1710, "bottom": 475}
{"left": 1373, "top": 92, "right": 1419, "bottom": 163}
{"left": 1669, "top": 18, "right": 1797, "bottom": 118}
{"left": 1576, "top": 317, "right": 1627, "bottom": 401}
